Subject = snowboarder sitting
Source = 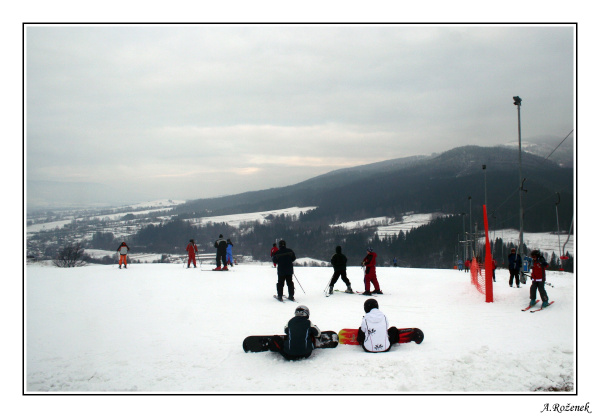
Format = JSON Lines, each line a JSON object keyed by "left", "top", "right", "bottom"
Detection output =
{"left": 329, "top": 245, "right": 353, "bottom": 295}
{"left": 272, "top": 240, "right": 296, "bottom": 301}
{"left": 357, "top": 299, "right": 400, "bottom": 353}
{"left": 269, "top": 305, "right": 321, "bottom": 360}
{"left": 529, "top": 250, "right": 550, "bottom": 307}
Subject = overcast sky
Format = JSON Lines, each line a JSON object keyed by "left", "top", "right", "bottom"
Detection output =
{"left": 26, "top": 24, "right": 574, "bottom": 208}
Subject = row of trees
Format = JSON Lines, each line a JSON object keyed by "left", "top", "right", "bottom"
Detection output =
{"left": 80, "top": 212, "right": 573, "bottom": 271}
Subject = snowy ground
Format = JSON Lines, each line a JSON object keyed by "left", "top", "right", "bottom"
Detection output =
{"left": 26, "top": 262, "right": 576, "bottom": 394}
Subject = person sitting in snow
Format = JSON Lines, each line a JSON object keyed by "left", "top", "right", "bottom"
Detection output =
{"left": 357, "top": 299, "right": 400, "bottom": 353}
{"left": 269, "top": 305, "right": 321, "bottom": 360}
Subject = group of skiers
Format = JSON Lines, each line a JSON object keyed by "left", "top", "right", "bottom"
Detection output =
{"left": 271, "top": 241, "right": 384, "bottom": 301}
{"left": 508, "top": 248, "right": 551, "bottom": 308}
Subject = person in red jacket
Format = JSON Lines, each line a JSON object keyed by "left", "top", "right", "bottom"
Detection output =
{"left": 186, "top": 239, "right": 198, "bottom": 268}
{"left": 362, "top": 247, "right": 382, "bottom": 295}
{"left": 529, "top": 250, "right": 550, "bottom": 307}
{"left": 270, "top": 243, "right": 278, "bottom": 267}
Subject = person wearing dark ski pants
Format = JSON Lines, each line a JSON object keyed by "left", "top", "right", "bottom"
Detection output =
{"left": 269, "top": 305, "right": 320, "bottom": 360}
{"left": 529, "top": 250, "right": 550, "bottom": 307}
{"left": 214, "top": 234, "right": 228, "bottom": 270}
{"left": 508, "top": 248, "right": 522, "bottom": 288}
{"left": 272, "top": 240, "right": 296, "bottom": 301}
{"left": 329, "top": 245, "right": 353, "bottom": 294}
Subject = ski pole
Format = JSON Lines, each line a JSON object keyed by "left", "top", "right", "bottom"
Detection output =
{"left": 323, "top": 276, "right": 333, "bottom": 294}
{"left": 293, "top": 273, "right": 306, "bottom": 294}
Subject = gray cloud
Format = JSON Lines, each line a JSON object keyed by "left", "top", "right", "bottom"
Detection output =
{"left": 26, "top": 24, "right": 574, "bottom": 208}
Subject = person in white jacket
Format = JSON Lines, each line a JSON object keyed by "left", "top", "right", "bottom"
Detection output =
{"left": 357, "top": 299, "right": 399, "bottom": 353}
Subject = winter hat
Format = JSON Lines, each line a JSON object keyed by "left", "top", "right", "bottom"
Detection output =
{"left": 219, "top": 234, "right": 223, "bottom": 238}
{"left": 279, "top": 240, "right": 286, "bottom": 248}
{"left": 364, "top": 298, "right": 379, "bottom": 313}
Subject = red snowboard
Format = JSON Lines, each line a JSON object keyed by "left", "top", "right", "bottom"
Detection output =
{"left": 338, "top": 327, "right": 424, "bottom": 345}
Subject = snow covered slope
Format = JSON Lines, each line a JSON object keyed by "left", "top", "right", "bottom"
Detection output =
{"left": 26, "top": 263, "right": 574, "bottom": 394}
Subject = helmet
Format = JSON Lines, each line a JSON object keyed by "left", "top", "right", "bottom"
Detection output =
{"left": 531, "top": 250, "right": 541, "bottom": 258}
{"left": 364, "top": 298, "right": 379, "bottom": 313}
{"left": 279, "top": 240, "right": 287, "bottom": 248}
{"left": 366, "top": 247, "right": 373, "bottom": 252}
{"left": 295, "top": 305, "right": 310, "bottom": 318}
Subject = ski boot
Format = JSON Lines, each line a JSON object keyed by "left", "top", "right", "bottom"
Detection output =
{"left": 328, "top": 286, "right": 333, "bottom": 295}
{"left": 345, "top": 286, "right": 353, "bottom": 294}
{"left": 373, "top": 289, "right": 383, "bottom": 294}
{"left": 542, "top": 301, "right": 550, "bottom": 308}
{"left": 530, "top": 299, "right": 537, "bottom": 307}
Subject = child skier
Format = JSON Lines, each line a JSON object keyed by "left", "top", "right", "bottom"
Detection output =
{"left": 226, "top": 239, "right": 234, "bottom": 267}
{"left": 269, "top": 305, "right": 321, "bottom": 360}
{"left": 357, "top": 299, "right": 399, "bottom": 353}
{"left": 529, "top": 250, "right": 550, "bottom": 307}
{"left": 362, "top": 247, "right": 382, "bottom": 295}
{"left": 116, "top": 242, "right": 130, "bottom": 269}
{"left": 270, "top": 243, "right": 278, "bottom": 267}
{"left": 328, "top": 245, "right": 353, "bottom": 294}
{"left": 186, "top": 239, "right": 198, "bottom": 268}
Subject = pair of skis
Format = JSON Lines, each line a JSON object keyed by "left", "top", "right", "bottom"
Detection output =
{"left": 521, "top": 300, "right": 555, "bottom": 312}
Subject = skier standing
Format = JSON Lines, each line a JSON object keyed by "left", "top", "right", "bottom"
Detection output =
{"left": 116, "top": 242, "right": 130, "bottom": 269}
{"left": 508, "top": 248, "right": 522, "bottom": 288}
{"left": 269, "top": 305, "right": 321, "bottom": 360}
{"left": 357, "top": 299, "right": 399, "bottom": 353}
{"left": 529, "top": 250, "right": 550, "bottom": 307}
{"left": 226, "top": 239, "right": 234, "bottom": 267}
{"left": 362, "top": 247, "right": 382, "bottom": 295}
{"left": 213, "top": 234, "right": 228, "bottom": 271}
{"left": 186, "top": 239, "right": 198, "bottom": 268}
{"left": 328, "top": 245, "right": 353, "bottom": 295}
{"left": 270, "top": 243, "right": 278, "bottom": 267}
{"left": 272, "top": 240, "right": 296, "bottom": 301}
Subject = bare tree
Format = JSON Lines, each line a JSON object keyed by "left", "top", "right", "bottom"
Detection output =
{"left": 53, "top": 242, "right": 85, "bottom": 267}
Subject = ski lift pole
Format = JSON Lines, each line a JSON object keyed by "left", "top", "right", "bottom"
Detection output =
{"left": 555, "top": 193, "right": 562, "bottom": 257}
{"left": 293, "top": 273, "right": 306, "bottom": 294}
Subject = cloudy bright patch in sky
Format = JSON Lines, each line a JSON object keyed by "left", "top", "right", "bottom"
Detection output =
{"left": 26, "top": 24, "right": 574, "bottom": 208}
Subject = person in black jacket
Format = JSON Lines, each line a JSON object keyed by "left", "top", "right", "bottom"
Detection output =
{"left": 272, "top": 240, "right": 296, "bottom": 301}
{"left": 213, "top": 234, "right": 228, "bottom": 271}
{"left": 269, "top": 305, "right": 321, "bottom": 360}
{"left": 508, "top": 248, "right": 522, "bottom": 288}
{"left": 328, "top": 245, "right": 353, "bottom": 295}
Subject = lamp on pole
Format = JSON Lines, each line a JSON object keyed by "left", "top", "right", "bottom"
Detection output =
{"left": 513, "top": 95, "right": 525, "bottom": 280}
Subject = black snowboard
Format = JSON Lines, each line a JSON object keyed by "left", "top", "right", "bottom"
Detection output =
{"left": 243, "top": 330, "right": 339, "bottom": 353}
